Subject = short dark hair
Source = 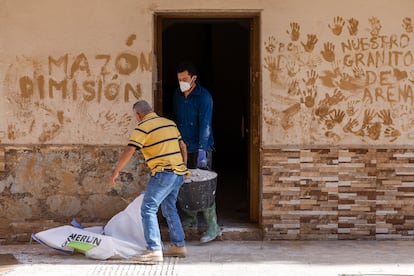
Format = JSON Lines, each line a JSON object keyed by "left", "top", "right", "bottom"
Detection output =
{"left": 176, "top": 62, "right": 197, "bottom": 76}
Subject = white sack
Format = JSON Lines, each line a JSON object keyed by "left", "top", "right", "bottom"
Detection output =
{"left": 32, "top": 193, "right": 147, "bottom": 260}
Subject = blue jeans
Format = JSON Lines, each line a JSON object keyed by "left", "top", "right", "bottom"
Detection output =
{"left": 141, "top": 171, "right": 185, "bottom": 250}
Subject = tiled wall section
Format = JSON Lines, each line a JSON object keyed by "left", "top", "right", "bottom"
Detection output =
{"left": 262, "top": 148, "right": 414, "bottom": 240}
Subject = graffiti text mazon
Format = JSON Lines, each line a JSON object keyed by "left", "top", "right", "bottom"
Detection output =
{"left": 18, "top": 51, "right": 152, "bottom": 103}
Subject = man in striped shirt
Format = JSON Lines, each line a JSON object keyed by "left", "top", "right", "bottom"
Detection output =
{"left": 110, "top": 100, "right": 189, "bottom": 264}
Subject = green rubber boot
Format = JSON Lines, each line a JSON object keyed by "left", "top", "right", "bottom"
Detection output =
{"left": 200, "top": 203, "right": 222, "bottom": 243}
{"left": 181, "top": 209, "right": 198, "bottom": 229}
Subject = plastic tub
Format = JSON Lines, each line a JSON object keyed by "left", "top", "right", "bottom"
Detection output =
{"left": 178, "top": 169, "right": 217, "bottom": 212}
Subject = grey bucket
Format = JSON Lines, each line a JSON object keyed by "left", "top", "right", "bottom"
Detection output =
{"left": 178, "top": 175, "right": 217, "bottom": 212}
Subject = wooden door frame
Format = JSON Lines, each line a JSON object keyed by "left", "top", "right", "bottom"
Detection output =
{"left": 153, "top": 11, "right": 262, "bottom": 224}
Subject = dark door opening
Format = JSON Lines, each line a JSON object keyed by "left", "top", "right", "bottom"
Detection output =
{"left": 160, "top": 19, "right": 251, "bottom": 225}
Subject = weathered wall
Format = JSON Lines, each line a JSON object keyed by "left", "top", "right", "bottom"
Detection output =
{"left": 0, "top": 0, "right": 153, "bottom": 144}
{"left": 2, "top": 0, "right": 414, "bottom": 243}
{"left": 259, "top": 0, "right": 414, "bottom": 239}
{"left": 0, "top": 145, "right": 149, "bottom": 243}
{"left": 262, "top": 0, "right": 414, "bottom": 146}
{"left": 3, "top": 1, "right": 413, "bottom": 144}
{"left": 0, "top": 0, "right": 156, "bottom": 243}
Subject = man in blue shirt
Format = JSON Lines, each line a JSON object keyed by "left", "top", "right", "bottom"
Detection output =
{"left": 173, "top": 62, "right": 221, "bottom": 243}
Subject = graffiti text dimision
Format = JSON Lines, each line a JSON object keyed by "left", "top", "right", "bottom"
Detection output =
{"left": 18, "top": 51, "right": 152, "bottom": 103}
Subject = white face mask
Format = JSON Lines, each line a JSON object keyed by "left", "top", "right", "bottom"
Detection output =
{"left": 179, "top": 81, "right": 191, "bottom": 92}
{"left": 179, "top": 78, "right": 193, "bottom": 92}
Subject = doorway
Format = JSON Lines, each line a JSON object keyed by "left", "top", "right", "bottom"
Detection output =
{"left": 154, "top": 13, "right": 261, "bottom": 226}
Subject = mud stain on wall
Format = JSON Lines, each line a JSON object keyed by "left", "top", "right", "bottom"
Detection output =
{"left": 2, "top": 34, "right": 151, "bottom": 144}
{"left": 264, "top": 16, "right": 414, "bottom": 145}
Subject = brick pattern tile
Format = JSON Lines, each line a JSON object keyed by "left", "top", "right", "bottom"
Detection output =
{"left": 376, "top": 150, "right": 414, "bottom": 240}
{"left": 263, "top": 148, "right": 414, "bottom": 240}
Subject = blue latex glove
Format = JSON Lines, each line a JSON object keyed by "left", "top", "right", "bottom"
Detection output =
{"left": 197, "top": 149, "right": 208, "bottom": 169}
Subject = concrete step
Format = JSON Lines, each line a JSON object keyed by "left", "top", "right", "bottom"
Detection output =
{"left": 161, "top": 224, "right": 263, "bottom": 241}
